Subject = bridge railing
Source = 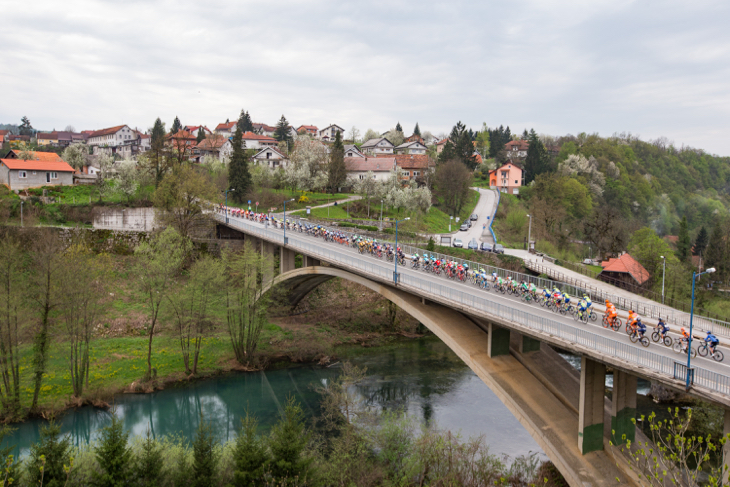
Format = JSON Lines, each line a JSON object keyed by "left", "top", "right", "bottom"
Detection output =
{"left": 217, "top": 209, "right": 730, "bottom": 336}
{"left": 216, "top": 213, "right": 730, "bottom": 397}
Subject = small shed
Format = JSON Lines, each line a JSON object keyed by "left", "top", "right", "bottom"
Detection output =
{"left": 597, "top": 253, "right": 650, "bottom": 289}
{"left": 0, "top": 158, "right": 75, "bottom": 190}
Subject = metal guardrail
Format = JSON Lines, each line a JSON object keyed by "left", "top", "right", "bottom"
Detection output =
{"left": 488, "top": 189, "right": 499, "bottom": 244}
{"left": 215, "top": 209, "right": 729, "bottom": 334}
{"left": 215, "top": 212, "right": 730, "bottom": 398}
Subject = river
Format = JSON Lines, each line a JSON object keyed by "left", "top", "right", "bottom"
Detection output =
{"left": 1, "top": 337, "right": 660, "bottom": 461}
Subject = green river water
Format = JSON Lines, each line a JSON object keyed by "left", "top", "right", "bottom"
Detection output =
{"left": 2, "top": 337, "right": 656, "bottom": 461}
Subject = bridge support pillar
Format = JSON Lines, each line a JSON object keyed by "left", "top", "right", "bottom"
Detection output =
{"left": 487, "top": 323, "right": 510, "bottom": 358}
{"left": 261, "top": 241, "right": 275, "bottom": 284}
{"left": 514, "top": 332, "right": 541, "bottom": 354}
{"left": 303, "top": 255, "right": 320, "bottom": 267}
{"left": 280, "top": 247, "right": 296, "bottom": 273}
{"left": 578, "top": 357, "right": 606, "bottom": 454}
{"left": 610, "top": 370, "right": 637, "bottom": 445}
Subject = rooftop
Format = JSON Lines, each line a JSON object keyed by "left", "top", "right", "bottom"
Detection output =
{"left": 1, "top": 158, "right": 75, "bottom": 172}
{"left": 599, "top": 253, "right": 650, "bottom": 285}
{"left": 344, "top": 156, "right": 396, "bottom": 172}
{"left": 88, "top": 125, "right": 128, "bottom": 138}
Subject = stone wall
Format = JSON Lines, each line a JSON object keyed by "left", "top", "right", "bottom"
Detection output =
{"left": 93, "top": 207, "right": 157, "bottom": 232}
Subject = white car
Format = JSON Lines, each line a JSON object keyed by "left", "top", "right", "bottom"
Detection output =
{"left": 453, "top": 239, "right": 463, "bottom": 248}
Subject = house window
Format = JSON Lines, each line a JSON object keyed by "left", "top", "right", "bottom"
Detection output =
{"left": 403, "top": 171, "right": 410, "bottom": 176}
{"left": 51, "top": 172, "right": 58, "bottom": 179}
{"left": 359, "top": 174, "right": 364, "bottom": 180}
{"left": 515, "top": 180, "right": 518, "bottom": 184}
{"left": 414, "top": 171, "right": 420, "bottom": 176}
{"left": 18, "top": 171, "right": 27, "bottom": 178}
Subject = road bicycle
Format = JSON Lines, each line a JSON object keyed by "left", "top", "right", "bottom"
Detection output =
{"left": 573, "top": 309, "right": 589, "bottom": 324}
{"left": 629, "top": 331, "right": 650, "bottom": 347}
{"left": 650, "top": 328, "right": 672, "bottom": 347}
{"left": 697, "top": 343, "right": 724, "bottom": 362}
{"left": 602, "top": 315, "right": 622, "bottom": 332}
{"left": 672, "top": 339, "right": 696, "bottom": 358}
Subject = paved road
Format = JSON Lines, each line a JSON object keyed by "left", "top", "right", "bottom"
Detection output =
{"left": 449, "top": 187, "right": 499, "bottom": 246}
{"left": 219, "top": 212, "right": 730, "bottom": 385}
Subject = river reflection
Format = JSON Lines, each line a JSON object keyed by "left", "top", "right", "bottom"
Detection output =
{"left": 3, "top": 338, "right": 544, "bottom": 460}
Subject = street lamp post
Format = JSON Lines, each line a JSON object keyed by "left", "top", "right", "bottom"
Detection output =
{"left": 283, "top": 198, "right": 295, "bottom": 245}
{"left": 20, "top": 201, "right": 23, "bottom": 227}
{"left": 686, "top": 267, "right": 716, "bottom": 390}
{"left": 224, "top": 189, "right": 235, "bottom": 223}
{"left": 526, "top": 214, "right": 532, "bottom": 251}
{"left": 660, "top": 255, "right": 666, "bottom": 304}
{"left": 394, "top": 217, "right": 410, "bottom": 285}
{"left": 449, "top": 216, "right": 453, "bottom": 232}
{"left": 379, "top": 199, "right": 384, "bottom": 231}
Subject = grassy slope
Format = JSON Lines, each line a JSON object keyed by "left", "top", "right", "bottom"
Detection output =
{"left": 5, "top": 255, "right": 420, "bottom": 417}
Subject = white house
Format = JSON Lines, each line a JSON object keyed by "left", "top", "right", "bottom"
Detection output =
{"left": 344, "top": 145, "right": 365, "bottom": 158}
{"left": 253, "top": 123, "right": 276, "bottom": 137}
{"left": 344, "top": 157, "right": 396, "bottom": 181}
{"left": 87, "top": 125, "right": 149, "bottom": 157}
{"left": 196, "top": 135, "right": 233, "bottom": 161}
{"left": 318, "top": 124, "right": 345, "bottom": 141}
{"left": 215, "top": 121, "right": 236, "bottom": 137}
{"left": 360, "top": 137, "right": 395, "bottom": 155}
{"left": 242, "top": 132, "right": 278, "bottom": 150}
{"left": 394, "top": 141, "right": 427, "bottom": 155}
{"left": 252, "top": 147, "right": 289, "bottom": 169}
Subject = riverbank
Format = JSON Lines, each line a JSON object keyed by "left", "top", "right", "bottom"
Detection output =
{"left": 1, "top": 254, "right": 424, "bottom": 423}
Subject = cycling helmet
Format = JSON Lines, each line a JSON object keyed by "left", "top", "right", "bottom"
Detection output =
{"left": 707, "top": 330, "right": 713, "bottom": 335}
{"left": 681, "top": 327, "right": 687, "bottom": 334}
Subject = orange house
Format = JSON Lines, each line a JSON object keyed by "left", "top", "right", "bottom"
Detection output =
{"left": 488, "top": 161, "right": 524, "bottom": 194}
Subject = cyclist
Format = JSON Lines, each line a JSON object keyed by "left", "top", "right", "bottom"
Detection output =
{"left": 411, "top": 252, "right": 419, "bottom": 265}
{"left": 582, "top": 294, "right": 592, "bottom": 310}
{"left": 626, "top": 310, "right": 638, "bottom": 333}
{"left": 577, "top": 295, "right": 591, "bottom": 320}
{"left": 634, "top": 318, "right": 647, "bottom": 339}
{"left": 705, "top": 331, "right": 720, "bottom": 355}
{"left": 656, "top": 318, "right": 670, "bottom": 338}
{"left": 562, "top": 292, "right": 571, "bottom": 311}
{"left": 679, "top": 327, "right": 692, "bottom": 353}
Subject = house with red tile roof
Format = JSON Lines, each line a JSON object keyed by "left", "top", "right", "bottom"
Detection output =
{"left": 435, "top": 138, "right": 450, "bottom": 154}
{"left": 215, "top": 121, "right": 237, "bottom": 137}
{"left": 252, "top": 147, "right": 289, "bottom": 169}
{"left": 344, "top": 157, "right": 396, "bottom": 182}
{"left": 87, "top": 125, "right": 148, "bottom": 157}
{"left": 375, "top": 154, "right": 435, "bottom": 182}
{"left": 0, "top": 157, "right": 75, "bottom": 190}
{"left": 296, "top": 125, "right": 318, "bottom": 136}
{"left": 196, "top": 135, "right": 233, "bottom": 161}
{"left": 184, "top": 125, "right": 212, "bottom": 135}
{"left": 6, "top": 150, "right": 64, "bottom": 162}
{"left": 253, "top": 123, "right": 277, "bottom": 137}
{"left": 598, "top": 253, "right": 650, "bottom": 289}
{"left": 504, "top": 140, "right": 529, "bottom": 158}
{"left": 241, "top": 132, "right": 277, "bottom": 150}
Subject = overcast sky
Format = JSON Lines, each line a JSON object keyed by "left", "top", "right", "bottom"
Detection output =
{"left": 1, "top": 0, "right": 729, "bottom": 155}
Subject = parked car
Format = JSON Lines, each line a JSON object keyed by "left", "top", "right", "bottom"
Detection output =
{"left": 493, "top": 244, "right": 505, "bottom": 254}
{"left": 479, "top": 242, "right": 493, "bottom": 252}
{"left": 459, "top": 223, "right": 469, "bottom": 231}
{"left": 467, "top": 239, "right": 479, "bottom": 250}
{"left": 470, "top": 214, "right": 478, "bottom": 221}
{"left": 453, "top": 238, "right": 463, "bottom": 248}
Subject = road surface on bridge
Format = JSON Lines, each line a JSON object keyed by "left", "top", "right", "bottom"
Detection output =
{"left": 216, "top": 212, "right": 730, "bottom": 401}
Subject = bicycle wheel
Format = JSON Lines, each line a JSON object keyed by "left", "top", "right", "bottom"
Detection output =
{"left": 589, "top": 311, "right": 597, "bottom": 322}
{"left": 698, "top": 345, "right": 708, "bottom": 357}
{"left": 629, "top": 334, "right": 638, "bottom": 343}
{"left": 673, "top": 342, "right": 683, "bottom": 353}
{"left": 651, "top": 331, "right": 660, "bottom": 342}
{"left": 611, "top": 320, "right": 621, "bottom": 332}
{"left": 603, "top": 319, "right": 611, "bottom": 329}
{"left": 713, "top": 350, "right": 724, "bottom": 362}
{"left": 662, "top": 336, "right": 672, "bottom": 347}
{"left": 640, "top": 337, "right": 650, "bottom": 347}
{"left": 580, "top": 313, "right": 588, "bottom": 324}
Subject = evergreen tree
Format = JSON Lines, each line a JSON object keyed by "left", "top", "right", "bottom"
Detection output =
{"left": 150, "top": 118, "right": 167, "bottom": 187}
{"left": 228, "top": 110, "right": 252, "bottom": 203}
{"left": 413, "top": 123, "right": 421, "bottom": 137}
{"left": 196, "top": 127, "right": 205, "bottom": 144}
{"left": 438, "top": 121, "right": 478, "bottom": 170}
{"left": 232, "top": 412, "right": 269, "bottom": 487}
{"left": 487, "top": 125, "right": 511, "bottom": 158}
{"left": 269, "top": 396, "right": 311, "bottom": 482}
{"left": 29, "top": 421, "right": 72, "bottom": 487}
{"left": 677, "top": 216, "right": 691, "bottom": 262}
{"left": 19, "top": 116, "right": 33, "bottom": 136}
{"left": 395, "top": 122, "right": 403, "bottom": 133}
{"left": 693, "top": 226, "right": 709, "bottom": 256}
{"left": 705, "top": 220, "right": 727, "bottom": 277}
{"left": 133, "top": 429, "right": 164, "bottom": 487}
{"left": 327, "top": 131, "right": 347, "bottom": 193}
{"left": 93, "top": 411, "right": 132, "bottom": 487}
{"left": 274, "top": 115, "right": 293, "bottom": 150}
{"left": 524, "top": 129, "right": 551, "bottom": 184}
{"left": 522, "top": 129, "right": 529, "bottom": 140}
{"left": 171, "top": 116, "right": 182, "bottom": 134}
{"left": 192, "top": 416, "right": 219, "bottom": 487}
{"left": 239, "top": 111, "right": 254, "bottom": 134}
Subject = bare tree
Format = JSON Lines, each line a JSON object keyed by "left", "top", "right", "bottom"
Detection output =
{"left": 153, "top": 164, "right": 218, "bottom": 239}
{"left": 57, "top": 245, "right": 108, "bottom": 397}
{"left": 168, "top": 256, "right": 224, "bottom": 375}
{"left": 349, "top": 126, "right": 360, "bottom": 143}
{"left": 224, "top": 243, "right": 270, "bottom": 367}
{"left": 64, "top": 125, "right": 75, "bottom": 132}
{"left": 27, "top": 230, "right": 66, "bottom": 410}
{"left": 135, "top": 227, "right": 188, "bottom": 381}
{"left": 0, "top": 238, "right": 24, "bottom": 416}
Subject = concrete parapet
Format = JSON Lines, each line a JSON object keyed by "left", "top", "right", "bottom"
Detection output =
{"left": 303, "top": 255, "right": 320, "bottom": 267}
{"left": 610, "top": 370, "right": 637, "bottom": 445}
{"left": 579, "top": 356, "right": 606, "bottom": 454}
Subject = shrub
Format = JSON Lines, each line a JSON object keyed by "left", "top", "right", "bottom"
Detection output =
{"left": 93, "top": 411, "right": 132, "bottom": 487}
{"left": 28, "top": 421, "right": 72, "bottom": 487}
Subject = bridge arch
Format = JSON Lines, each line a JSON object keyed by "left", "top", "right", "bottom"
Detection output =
{"left": 263, "top": 266, "right": 627, "bottom": 486}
